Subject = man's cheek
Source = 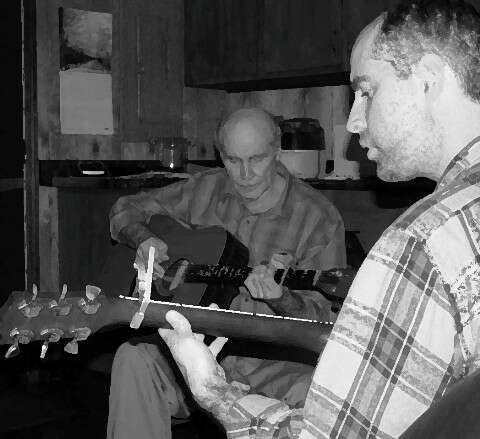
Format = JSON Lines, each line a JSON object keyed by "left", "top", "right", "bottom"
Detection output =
{"left": 225, "top": 164, "right": 238, "bottom": 179}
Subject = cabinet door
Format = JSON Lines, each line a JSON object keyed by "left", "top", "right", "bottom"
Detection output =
{"left": 223, "top": 0, "right": 260, "bottom": 82}
{"left": 116, "top": 0, "right": 183, "bottom": 141}
{"left": 184, "top": 0, "right": 225, "bottom": 86}
{"left": 260, "top": 0, "right": 342, "bottom": 76}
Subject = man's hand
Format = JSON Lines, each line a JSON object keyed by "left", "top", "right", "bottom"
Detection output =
{"left": 245, "top": 252, "right": 293, "bottom": 300}
{"left": 158, "top": 306, "right": 229, "bottom": 402}
{"left": 135, "top": 237, "right": 169, "bottom": 279}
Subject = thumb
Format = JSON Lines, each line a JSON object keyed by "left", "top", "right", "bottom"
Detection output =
{"left": 165, "top": 310, "right": 193, "bottom": 336}
{"left": 158, "top": 327, "right": 175, "bottom": 346}
{"left": 208, "top": 336, "right": 229, "bottom": 358}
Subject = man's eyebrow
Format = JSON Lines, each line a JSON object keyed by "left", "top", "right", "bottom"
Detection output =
{"left": 351, "top": 75, "right": 371, "bottom": 91}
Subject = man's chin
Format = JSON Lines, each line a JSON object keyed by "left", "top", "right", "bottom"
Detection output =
{"left": 236, "top": 183, "right": 262, "bottom": 197}
{"left": 376, "top": 165, "right": 415, "bottom": 182}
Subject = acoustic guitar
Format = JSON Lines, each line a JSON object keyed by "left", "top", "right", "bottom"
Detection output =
{"left": 99, "top": 214, "right": 355, "bottom": 310}
{"left": 0, "top": 215, "right": 355, "bottom": 359}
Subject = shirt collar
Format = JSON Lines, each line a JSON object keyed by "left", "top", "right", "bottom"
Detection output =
{"left": 438, "top": 136, "right": 480, "bottom": 189}
{"left": 221, "top": 162, "right": 292, "bottom": 216}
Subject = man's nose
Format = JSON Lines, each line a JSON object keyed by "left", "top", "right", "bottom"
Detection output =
{"left": 346, "top": 100, "right": 367, "bottom": 134}
{"left": 240, "top": 162, "right": 251, "bottom": 179}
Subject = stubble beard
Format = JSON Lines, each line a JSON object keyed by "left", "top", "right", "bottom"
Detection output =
{"left": 376, "top": 119, "right": 441, "bottom": 182}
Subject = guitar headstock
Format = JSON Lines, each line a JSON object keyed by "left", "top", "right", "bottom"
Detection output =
{"left": 0, "top": 285, "right": 116, "bottom": 359}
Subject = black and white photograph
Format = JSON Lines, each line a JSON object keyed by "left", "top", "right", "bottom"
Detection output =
{"left": 2, "top": 1, "right": 480, "bottom": 438}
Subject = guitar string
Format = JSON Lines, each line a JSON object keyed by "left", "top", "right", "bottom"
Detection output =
{"left": 119, "top": 295, "right": 334, "bottom": 325}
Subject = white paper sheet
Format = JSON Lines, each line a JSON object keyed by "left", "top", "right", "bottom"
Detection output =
{"left": 59, "top": 69, "right": 113, "bottom": 134}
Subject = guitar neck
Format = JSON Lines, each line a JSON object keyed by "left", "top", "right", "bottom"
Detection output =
{"left": 184, "top": 264, "right": 354, "bottom": 297}
{"left": 109, "top": 296, "right": 332, "bottom": 355}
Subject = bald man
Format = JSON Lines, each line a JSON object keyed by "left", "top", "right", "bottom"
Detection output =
{"left": 107, "top": 108, "right": 346, "bottom": 439}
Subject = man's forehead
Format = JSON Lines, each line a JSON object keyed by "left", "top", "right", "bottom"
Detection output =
{"left": 350, "top": 15, "right": 384, "bottom": 84}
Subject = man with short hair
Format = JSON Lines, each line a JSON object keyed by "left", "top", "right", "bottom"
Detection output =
{"left": 107, "top": 107, "right": 346, "bottom": 439}
{"left": 158, "top": 1, "right": 480, "bottom": 437}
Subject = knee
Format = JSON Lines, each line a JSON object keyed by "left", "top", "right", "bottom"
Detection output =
{"left": 112, "top": 342, "right": 157, "bottom": 375}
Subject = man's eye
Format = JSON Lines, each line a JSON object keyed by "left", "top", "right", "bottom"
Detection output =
{"left": 251, "top": 156, "right": 264, "bottom": 163}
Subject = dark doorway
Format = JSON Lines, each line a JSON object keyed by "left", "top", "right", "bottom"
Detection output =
{"left": 0, "top": 0, "right": 25, "bottom": 303}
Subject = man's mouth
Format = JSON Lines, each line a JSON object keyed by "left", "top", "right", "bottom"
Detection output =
{"left": 238, "top": 181, "right": 259, "bottom": 188}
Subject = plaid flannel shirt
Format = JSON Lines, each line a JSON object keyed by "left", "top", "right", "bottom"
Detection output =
{"left": 226, "top": 136, "right": 480, "bottom": 438}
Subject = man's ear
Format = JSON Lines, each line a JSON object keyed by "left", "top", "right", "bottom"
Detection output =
{"left": 414, "top": 53, "right": 446, "bottom": 101}
{"left": 274, "top": 146, "right": 282, "bottom": 161}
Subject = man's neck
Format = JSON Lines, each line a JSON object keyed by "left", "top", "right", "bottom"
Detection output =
{"left": 434, "top": 95, "right": 480, "bottom": 180}
{"left": 243, "top": 173, "right": 287, "bottom": 214}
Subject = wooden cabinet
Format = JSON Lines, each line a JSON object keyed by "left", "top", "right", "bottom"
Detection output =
{"left": 223, "top": 0, "right": 260, "bottom": 82}
{"left": 184, "top": 0, "right": 225, "bottom": 85}
{"left": 36, "top": 0, "right": 183, "bottom": 159}
{"left": 184, "top": 0, "right": 343, "bottom": 88}
{"left": 260, "top": 0, "right": 342, "bottom": 76}
{"left": 115, "top": 0, "right": 183, "bottom": 142}
{"left": 185, "top": 0, "right": 260, "bottom": 86}
{"left": 184, "top": 0, "right": 401, "bottom": 89}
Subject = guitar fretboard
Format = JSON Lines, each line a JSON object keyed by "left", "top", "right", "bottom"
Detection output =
{"left": 120, "top": 295, "right": 333, "bottom": 324}
{"left": 116, "top": 295, "right": 334, "bottom": 354}
{"left": 184, "top": 264, "right": 350, "bottom": 293}
{"left": 184, "top": 265, "right": 251, "bottom": 284}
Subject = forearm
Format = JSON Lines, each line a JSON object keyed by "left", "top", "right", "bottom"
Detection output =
{"left": 197, "top": 376, "right": 300, "bottom": 438}
{"left": 194, "top": 377, "right": 250, "bottom": 426}
{"left": 110, "top": 177, "right": 195, "bottom": 243}
{"left": 118, "top": 222, "right": 156, "bottom": 249}
{"left": 265, "top": 288, "right": 334, "bottom": 321}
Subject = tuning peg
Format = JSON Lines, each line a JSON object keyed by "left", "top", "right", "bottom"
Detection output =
{"left": 49, "top": 283, "right": 72, "bottom": 316}
{"left": 5, "top": 340, "right": 20, "bottom": 359}
{"left": 39, "top": 328, "right": 64, "bottom": 359}
{"left": 78, "top": 285, "right": 101, "bottom": 314}
{"left": 5, "top": 329, "right": 34, "bottom": 359}
{"left": 64, "top": 327, "right": 91, "bottom": 355}
{"left": 17, "top": 283, "right": 43, "bottom": 318}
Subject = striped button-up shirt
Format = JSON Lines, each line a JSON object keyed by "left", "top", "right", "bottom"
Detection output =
{"left": 224, "top": 137, "right": 480, "bottom": 438}
{"left": 110, "top": 163, "right": 346, "bottom": 404}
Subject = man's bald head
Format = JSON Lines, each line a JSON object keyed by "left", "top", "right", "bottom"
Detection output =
{"left": 217, "top": 108, "right": 279, "bottom": 152}
{"left": 215, "top": 108, "right": 281, "bottom": 201}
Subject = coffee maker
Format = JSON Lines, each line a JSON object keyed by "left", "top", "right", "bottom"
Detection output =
{"left": 278, "top": 118, "right": 325, "bottom": 178}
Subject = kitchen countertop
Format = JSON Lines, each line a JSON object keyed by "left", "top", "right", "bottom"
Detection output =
{"left": 48, "top": 173, "right": 435, "bottom": 193}
{"left": 38, "top": 159, "right": 436, "bottom": 194}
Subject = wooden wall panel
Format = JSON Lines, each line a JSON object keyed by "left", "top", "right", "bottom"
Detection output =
{"left": 39, "top": 186, "right": 60, "bottom": 291}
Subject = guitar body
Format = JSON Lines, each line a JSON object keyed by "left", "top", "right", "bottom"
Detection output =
{"left": 98, "top": 215, "right": 249, "bottom": 308}
{"left": 149, "top": 215, "right": 249, "bottom": 308}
